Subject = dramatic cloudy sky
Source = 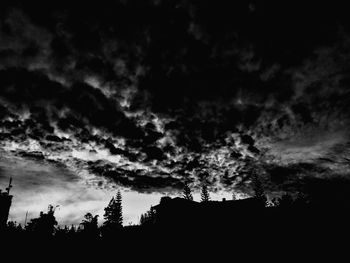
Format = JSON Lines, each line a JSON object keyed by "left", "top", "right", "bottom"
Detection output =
{"left": 1, "top": 1, "right": 350, "bottom": 225}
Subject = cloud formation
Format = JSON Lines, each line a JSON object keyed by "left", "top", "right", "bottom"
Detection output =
{"left": 1, "top": 1, "right": 350, "bottom": 198}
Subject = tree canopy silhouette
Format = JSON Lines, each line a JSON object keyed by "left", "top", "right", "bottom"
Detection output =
{"left": 183, "top": 183, "right": 193, "bottom": 201}
{"left": 80, "top": 212, "right": 99, "bottom": 238}
{"left": 140, "top": 206, "right": 157, "bottom": 226}
{"left": 103, "top": 190, "right": 123, "bottom": 231}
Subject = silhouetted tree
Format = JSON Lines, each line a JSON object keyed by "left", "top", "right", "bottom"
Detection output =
{"left": 183, "top": 183, "right": 193, "bottom": 201}
{"left": 200, "top": 184, "right": 210, "bottom": 202}
{"left": 26, "top": 205, "right": 58, "bottom": 237}
{"left": 103, "top": 190, "right": 123, "bottom": 232}
{"left": 4, "top": 221, "right": 24, "bottom": 239}
{"left": 80, "top": 213, "right": 99, "bottom": 238}
{"left": 6, "top": 221, "right": 23, "bottom": 233}
{"left": 251, "top": 174, "right": 267, "bottom": 207}
{"left": 140, "top": 206, "right": 157, "bottom": 226}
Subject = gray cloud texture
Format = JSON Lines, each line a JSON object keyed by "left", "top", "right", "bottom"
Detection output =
{"left": 1, "top": 1, "right": 350, "bottom": 197}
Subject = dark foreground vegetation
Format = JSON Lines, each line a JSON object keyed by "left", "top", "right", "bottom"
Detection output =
{"left": 1, "top": 181, "right": 350, "bottom": 258}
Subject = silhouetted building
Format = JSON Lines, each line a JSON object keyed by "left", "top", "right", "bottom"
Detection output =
{"left": 0, "top": 178, "right": 13, "bottom": 228}
{"left": 152, "top": 196, "right": 263, "bottom": 228}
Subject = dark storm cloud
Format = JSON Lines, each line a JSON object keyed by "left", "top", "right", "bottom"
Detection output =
{"left": 1, "top": 1, "right": 350, "bottom": 196}
{"left": 0, "top": 68, "right": 145, "bottom": 140}
{"left": 86, "top": 160, "right": 183, "bottom": 193}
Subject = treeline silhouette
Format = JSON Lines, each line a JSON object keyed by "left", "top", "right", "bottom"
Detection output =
{"left": 1, "top": 180, "right": 350, "bottom": 257}
{"left": 1, "top": 190, "right": 124, "bottom": 239}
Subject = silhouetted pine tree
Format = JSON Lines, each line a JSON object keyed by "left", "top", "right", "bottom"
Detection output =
{"left": 140, "top": 206, "right": 157, "bottom": 226}
{"left": 183, "top": 183, "right": 193, "bottom": 201}
{"left": 103, "top": 190, "right": 123, "bottom": 230}
{"left": 200, "top": 184, "right": 210, "bottom": 202}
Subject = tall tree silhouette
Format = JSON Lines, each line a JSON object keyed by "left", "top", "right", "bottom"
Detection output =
{"left": 200, "top": 184, "right": 210, "bottom": 202}
{"left": 103, "top": 190, "right": 123, "bottom": 230}
{"left": 26, "top": 205, "right": 58, "bottom": 237}
{"left": 183, "top": 183, "right": 193, "bottom": 201}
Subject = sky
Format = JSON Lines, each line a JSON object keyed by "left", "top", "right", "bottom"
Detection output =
{"left": 1, "top": 1, "right": 350, "bottom": 225}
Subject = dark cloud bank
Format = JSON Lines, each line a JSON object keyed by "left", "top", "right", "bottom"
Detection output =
{"left": 1, "top": 1, "right": 350, "bottom": 199}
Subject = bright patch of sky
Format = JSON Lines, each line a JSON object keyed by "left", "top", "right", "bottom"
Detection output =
{"left": 0, "top": 151, "right": 236, "bottom": 226}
